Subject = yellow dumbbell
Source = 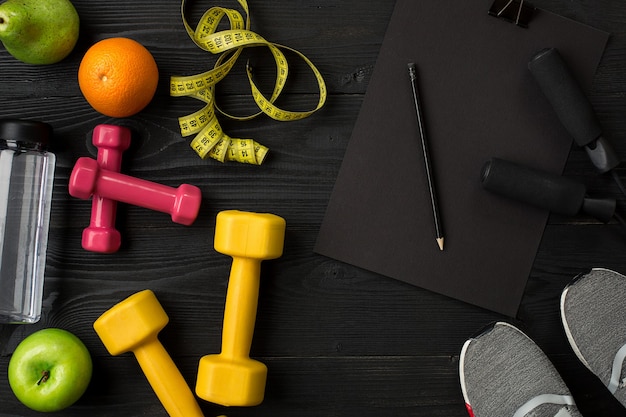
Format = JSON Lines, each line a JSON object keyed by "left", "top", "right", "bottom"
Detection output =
{"left": 94, "top": 290, "right": 204, "bottom": 417}
{"left": 196, "top": 210, "right": 286, "bottom": 407}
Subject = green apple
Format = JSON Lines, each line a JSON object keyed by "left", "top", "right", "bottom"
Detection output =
{"left": 8, "top": 328, "right": 92, "bottom": 412}
{"left": 0, "top": 0, "right": 80, "bottom": 64}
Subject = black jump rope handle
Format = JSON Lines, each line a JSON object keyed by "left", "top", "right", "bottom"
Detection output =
{"left": 481, "top": 157, "right": 616, "bottom": 223}
{"left": 528, "top": 48, "right": 620, "bottom": 173}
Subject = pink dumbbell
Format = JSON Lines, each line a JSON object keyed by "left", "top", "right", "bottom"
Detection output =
{"left": 69, "top": 157, "right": 202, "bottom": 226}
{"left": 83, "top": 125, "right": 131, "bottom": 253}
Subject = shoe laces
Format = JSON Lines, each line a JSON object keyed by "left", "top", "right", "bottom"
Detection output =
{"left": 609, "top": 343, "right": 626, "bottom": 394}
{"left": 513, "top": 394, "right": 576, "bottom": 417}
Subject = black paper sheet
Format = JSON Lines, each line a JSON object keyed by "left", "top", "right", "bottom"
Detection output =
{"left": 314, "top": 0, "right": 609, "bottom": 316}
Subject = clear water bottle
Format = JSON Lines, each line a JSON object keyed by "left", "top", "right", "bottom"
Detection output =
{"left": 0, "top": 120, "right": 55, "bottom": 324}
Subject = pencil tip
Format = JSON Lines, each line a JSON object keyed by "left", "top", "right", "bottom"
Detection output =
{"left": 437, "top": 237, "right": 444, "bottom": 251}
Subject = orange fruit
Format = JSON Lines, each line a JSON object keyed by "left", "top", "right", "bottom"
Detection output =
{"left": 78, "top": 37, "right": 159, "bottom": 118}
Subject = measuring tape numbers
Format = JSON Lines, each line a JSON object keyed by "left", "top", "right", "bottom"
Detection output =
{"left": 170, "top": 0, "right": 327, "bottom": 164}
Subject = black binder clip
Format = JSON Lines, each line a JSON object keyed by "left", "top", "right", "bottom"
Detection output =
{"left": 488, "top": 0, "right": 535, "bottom": 27}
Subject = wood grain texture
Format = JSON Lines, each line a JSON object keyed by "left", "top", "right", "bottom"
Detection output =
{"left": 1, "top": 0, "right": 626, "bottom": 416}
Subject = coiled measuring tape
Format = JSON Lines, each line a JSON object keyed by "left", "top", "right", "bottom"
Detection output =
{"left": 170, "top": 0, "right": 327, "bottom": 164}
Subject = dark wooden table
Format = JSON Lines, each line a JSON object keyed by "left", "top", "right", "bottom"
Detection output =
{"left": 1, "top": 0, "right": 626, "bottom": 416}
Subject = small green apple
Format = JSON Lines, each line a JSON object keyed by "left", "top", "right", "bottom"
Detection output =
{"left": 0, "top": 0, "right": 80, "bottom": 64}
{"left": 8, "top": 328, "right": 92, "bottom": 412}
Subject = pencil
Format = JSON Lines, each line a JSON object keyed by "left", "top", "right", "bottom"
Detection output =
{"left": 407, "top": 62, "right": 444, "bottom": 251}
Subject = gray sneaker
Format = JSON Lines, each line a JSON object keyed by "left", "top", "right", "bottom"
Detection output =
{"left": 560, "top": 268, "right": 626, "bottom": 409}
{"left": 460, "top": 321, "right": 582, "bottom": 417}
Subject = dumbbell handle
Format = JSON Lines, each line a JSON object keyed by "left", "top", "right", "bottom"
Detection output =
{"left": 134, "top": 340, "right": 205, "bottom": 417}
{"left": 221, "top": 258, "right": 261, "bottom": 358}
{"left": 96, "top": 171, "right": 178, "bottom": 213}
{"left": 89, "top": 197, "right": 118, "bottom": 230}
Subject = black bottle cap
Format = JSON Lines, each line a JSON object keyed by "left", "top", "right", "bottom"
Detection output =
{"left": 0, "top": 119, "right": 52, "bottom": 147}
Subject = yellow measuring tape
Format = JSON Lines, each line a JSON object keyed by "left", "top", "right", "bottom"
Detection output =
{"left": 170, "top": 0, "right": 327, "bottom": 164}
